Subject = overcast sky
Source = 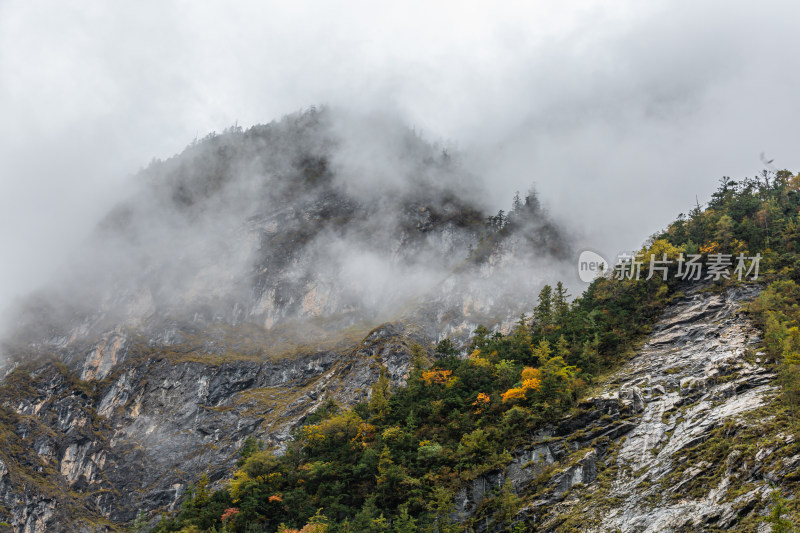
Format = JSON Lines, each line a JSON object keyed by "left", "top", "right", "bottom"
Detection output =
{"left": 1, "top": 0, "right": 799, "bottom": 309}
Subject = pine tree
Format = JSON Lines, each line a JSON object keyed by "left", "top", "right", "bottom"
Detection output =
{"left": 555, "top": 335, "right": 570, "bottom": 362}
{"left": 553, "top": 282, "right": 570, "bottom": 325}
{"left": 509, "top": 314, "right": 531, "bottom": 360}
{"left": 496, "top": 482, "right": 522, "bottom": 527}
{"left": 370, "top": 367, "right": 391, "bottom": 420}
{"left": 393, "top": 505, "right": 418, "bottom": 533}
{"left": 435, "top": 338, "right": 459, "bottom": 359}
{"left": 237, "top": 436, "right": 264, "bottom": 466}
{"left": 410, "top": 343, "right": 427, "bottom": 379}
{"left": 533, "top": 285, "right": 553, "bottom": 329}
{"left": 496, "top": 210, "right": 506, "bottom": 229}
{"left": 578, "top": 335, "right": 600, "bottom": 377}
{"left": 132, "top": 510, "right": 148, "bottom": 533}
{"left": 470, "top": 325, "right": 492, "bottom": 353}
{"left": 714, "top": 214, "right": 735, "bottom": 251}
{"left": 350, "top": 497, "right": 381, "bottom": 532}
{"left": 511, "top": 191, "right": 522, "bottom": 218}
{"left": 524, "top": 187, "right": 540, "bottom": 214}
{"left": 405, "top": 409, "right": 419, "bottom": 430}
{"left": 763, "top": 490, "right": 795, "bottom": 533}
{"left": 376, "top": 446, "right": 408, "bottom": 509}
{"left": 427, "top": 487, "right": 460, "bottom": 533}
{"left": 532, "top": 339, "right": 551, "bottom": 367}
{"left": 194, "top": 473, "right": 210, "bottom": 508}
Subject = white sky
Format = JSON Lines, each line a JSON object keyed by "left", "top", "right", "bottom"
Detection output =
{"left": 1, "top": 0, "right": 799, "bottom": 309}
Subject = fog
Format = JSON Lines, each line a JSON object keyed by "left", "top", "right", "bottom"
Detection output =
{"left": 2, "top": 0, "right": 800, "bottom": 320}
{"left": 0, "top": 108, "right": 572, "bottom": 357}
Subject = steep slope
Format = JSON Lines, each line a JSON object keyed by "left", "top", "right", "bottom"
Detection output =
{"left": 452, "top": 283, "right": 796, "bottom": 532}
{"left": 3, "top": 108, "right": 570, "bottom": 378}
{"left": 3, "top": 113, "right": 795, "bottom": 533}
{"left": 0, "top": 323, "right": 419, "bottom": 531}
{"left": 0, "top": 109, "right": 572, "bottom": 532}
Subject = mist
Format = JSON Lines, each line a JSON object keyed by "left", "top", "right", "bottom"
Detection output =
{"left": 2, "top": 0, "right": 800, "bottom": 331}
{"left": 0, "top": 106, "right": 571, "bottom": 368}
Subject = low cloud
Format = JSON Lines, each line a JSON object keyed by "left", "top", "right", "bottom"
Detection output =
{"left": 1, "top": 0, "right": 799, "bottom": 332}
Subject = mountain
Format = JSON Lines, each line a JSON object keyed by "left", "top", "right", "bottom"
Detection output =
{"left": 1, "top": 110, "right": 798, "bottom": 533}
{"left": 5, "top": 108, "right": 571, "bottom": 365}
{"left": 455, "top": 283, "right": 785, "bottom": 531}
{"left": 0, "top": 108, "right": 572, "bottom": 532}
{"left": 135, "top": 171, "right": 799, "bottom": 533}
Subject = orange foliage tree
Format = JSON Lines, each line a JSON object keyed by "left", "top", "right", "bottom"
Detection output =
{"left": 422, "top": 369, "right": 453, "bottom": 385}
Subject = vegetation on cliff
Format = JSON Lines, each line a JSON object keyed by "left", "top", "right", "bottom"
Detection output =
{"left": 153, "top": 170, "right": 800, "bottom": 532}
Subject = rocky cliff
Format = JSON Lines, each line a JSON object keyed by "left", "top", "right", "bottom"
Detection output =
{"left": 1, "top": 109, "right": 792, "bottom": 533}
{"left": 2, "top": 277, "right": 792, "bottom": 532}
{"left": 0, "top": 321, "right": 421, "bottom": 531}
{"left": 0, "top": 109, "right": 572, "bottom": 532}
{"left": 451, "top": 283, "right": 797, "bottom": 532}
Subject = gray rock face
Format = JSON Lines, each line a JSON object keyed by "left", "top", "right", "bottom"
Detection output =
{"left": 452, "top": 471, "right": 506, "bottom": 523}
{"left": 451, "top": 284, "right": 784, "bottom": 532}
{"left": 0, "top": 275, "right": 781, "bottom": 533}
{"left": 0, "top": 320, "right": 424, "bottom": 532}
{"left": 619, "top": 386, "right": 645, "bottom": 414}
{"left": 0, "top": 111, "right": 575, "bottom": 531}
{"left": 0, "top": 115, "right": 785, "bottom": 532}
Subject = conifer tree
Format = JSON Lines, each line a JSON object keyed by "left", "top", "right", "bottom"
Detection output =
{"left": 533, "top": 285, "right": 553, "bottom": 329}
{"left": 370, "top": 367, "right": 391, "bottom": 420}
{"left": 553, "top": 282, "right": 570, "bottom": 325}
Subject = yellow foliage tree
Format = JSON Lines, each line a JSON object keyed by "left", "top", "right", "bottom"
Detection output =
{"left": 521, "top": 366, "right": 542, "bottom": 392}
{"left": 641, "top": 238, "right": 685, "bottom": 261}
{"left": 501, "top": 387, "right": 526, "bottom": 403}
{"left": 700, "top": 241, "right": 721, "bottom": 255}
{"left": 522, "top": 377, "right": 541, "bottom": 391}
{"left": 472, "top": 392, "right": 490, "bottom": 414}
{"left": 502, "top": 367, "right": 542, "bottom": 403}
{"left": 299, "top": 411, "right": 364, "bottom": 452}
{"left": 421, "top": 369, "right": 453, "bottom": 386}
{"left": 521, "top": 367, "right": 541, "bottom": 382}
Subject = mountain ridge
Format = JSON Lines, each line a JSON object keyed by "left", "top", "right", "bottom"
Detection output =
{"left": 1, "top": 114, "right": 798, "bottom": 532}
{"left": 0, "top": 109, "right": 574, "bottom": 532}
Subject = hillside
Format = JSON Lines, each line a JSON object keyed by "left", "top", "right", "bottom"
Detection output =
{"left": 0, "top": 109, "right": 572, "bottom": 532}
{"left": 0, "top": 111, "right": 799, "bottom": 532}
{"left": 141, "top": 172, "right": 800, "bottom": 533}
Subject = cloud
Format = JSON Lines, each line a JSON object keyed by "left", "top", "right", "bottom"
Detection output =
{"left": 1, "top": 0, "right": 799, "bottom": 318}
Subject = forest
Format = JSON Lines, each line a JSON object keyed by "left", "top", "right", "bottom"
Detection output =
{"left": 151, "top": 171, "right": 800, "bottom": 533}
